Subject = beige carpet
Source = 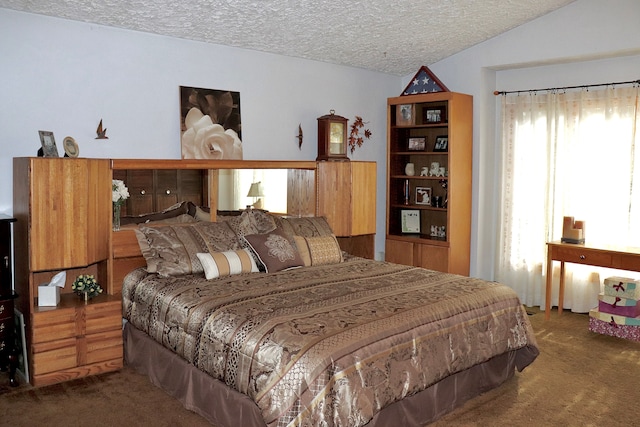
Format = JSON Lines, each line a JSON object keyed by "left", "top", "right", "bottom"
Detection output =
{"left": 1, "top": 308, "right": 639, "bottom": 426}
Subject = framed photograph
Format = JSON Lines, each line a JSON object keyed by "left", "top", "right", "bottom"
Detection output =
{"left": 401, "top": 209, "right": 420, "bottom": 233}
{"left": 407, "top": 137, "right": 426, "bottom": 151}
{"left": 396, "top": 104, "right": 415, "bottom": 126}
{"left": 415, "top": 186, "right": 432, "bottom": 205}
{"left": 434, "top": 135, "right": 448, "bottom": 152}
{"left": 424, "top": 107, "right": 446, "bottom": 124}
{"left": 38, "top": 130, "right": 59, "bottom": 157}
{"left": 14, "top": 309, "right": 29, "bottom": 383}
{"left": 63, "top": 136, "right": 79, "bottom": 158}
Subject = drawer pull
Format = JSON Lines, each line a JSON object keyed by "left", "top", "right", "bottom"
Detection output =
{"left": 165, "top": 189, "right": 171, "bottom": 195}
{"left": 579, "top": 255, "right": 586, "bottom": 260}
{"left": 140, "top": 189, "right": 146, "bottom": 195}
{"left": 0, "top": 323, "right": 4, "bottom": 333}
{"left": 0, "top": 305, "right": 4, "bottom": 314}
{"left": 3, "top": 255, "right": 7, "bottom": 268}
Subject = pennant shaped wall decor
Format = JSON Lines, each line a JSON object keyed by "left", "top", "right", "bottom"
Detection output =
{"left": 401, "top": 66, "right": 449, "bottom": 96}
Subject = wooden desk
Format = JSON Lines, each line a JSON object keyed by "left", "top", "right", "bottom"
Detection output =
{"left": 545, "top": 241, "right": 640, "bottom": 320}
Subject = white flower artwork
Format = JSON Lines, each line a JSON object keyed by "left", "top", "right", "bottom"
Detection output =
{"left": 180, "top": 86, "right": 243, "bottom": 160}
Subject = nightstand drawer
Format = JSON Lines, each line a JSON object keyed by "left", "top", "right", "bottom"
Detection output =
{"left": 32, "top": 338, "right": 77, "bottom": 375}
{"left": 0, "top": 317, "right": 13, "bottom": 338}
{"left": 32, "top": 309, "right": 77, "bottom": 343}
{"left": 0, "top": 299, "right": 13, "bottom": 321}
{"left": 86, "top": 301, "right": 122, "bottom": 334}
{"left": 86, "top": 329, "right": 123, "bottom": 364}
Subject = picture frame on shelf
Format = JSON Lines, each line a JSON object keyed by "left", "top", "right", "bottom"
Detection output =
{"left": 415, "top": 186, "right": 432, "bottom": 205}
{"left": 63, "top": 136, "right": 79, "bottom": 158}
{"left": 424, "top": 107, "right": 446, "bottom": 124}
{"left": 38, "top": 130, "right": 59, "bottom": 157}
{"left": 396, "top": 104, "right": 415, "bottom": 126}
{"left": 434, "top": 135, "right": 448, "bottom": 152}
{"left": 407, "top": 137, "right": 426, "bottom": 151}
{"left": 401, "top": 209, "right": 420, "bottom": 233}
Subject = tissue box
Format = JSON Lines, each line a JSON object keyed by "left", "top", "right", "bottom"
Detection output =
{"left": 38, "top": 285, "right": 60, "bottom": 306}
{"left": 603, "top": 277, "right": 640, "bottom": 300}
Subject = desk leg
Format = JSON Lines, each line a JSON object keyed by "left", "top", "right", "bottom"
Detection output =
{"left": 545, "top": 250, "right": 553, "bottom": 320}
{"left": 558, "top": 261, "right": 565, "bottom": 316}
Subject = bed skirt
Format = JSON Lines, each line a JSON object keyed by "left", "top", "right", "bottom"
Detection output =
{"left": 124, "top": 322, "right": 525, "bottom": 426}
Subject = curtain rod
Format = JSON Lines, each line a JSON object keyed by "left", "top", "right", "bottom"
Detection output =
{"left": 493, "top": 79, "right": 640, "bottom": 96}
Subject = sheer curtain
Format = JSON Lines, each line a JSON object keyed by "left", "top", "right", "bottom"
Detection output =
{"left": 496, "top": 86, "right": 640, "bottom": 312}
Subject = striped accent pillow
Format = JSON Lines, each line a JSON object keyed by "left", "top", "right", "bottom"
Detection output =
{"left": 196, "top": 248, "right": 259, "bottom": 280}
{"left": 293, "top": 234, "right": 343, "bottom": 266}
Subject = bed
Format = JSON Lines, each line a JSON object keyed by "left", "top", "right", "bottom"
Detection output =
{"left": 116, "top": 207, "right": 539, "bottom": 427}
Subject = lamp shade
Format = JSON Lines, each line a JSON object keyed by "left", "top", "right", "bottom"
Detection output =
{"left": 247, "top": 182, "right": 265, "bottom": 198}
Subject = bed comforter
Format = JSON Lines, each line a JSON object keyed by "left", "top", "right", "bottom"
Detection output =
{"left": 122, "top": 257, "right": 538, "bottom": 427}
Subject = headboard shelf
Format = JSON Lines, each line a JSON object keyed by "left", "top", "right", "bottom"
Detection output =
{"left": 111, "top": 159, "right": 317, "bottom": 170}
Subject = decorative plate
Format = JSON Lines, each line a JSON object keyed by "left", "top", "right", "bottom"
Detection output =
{"left": 63, "top": 136, "right": 79, "bottom": 158}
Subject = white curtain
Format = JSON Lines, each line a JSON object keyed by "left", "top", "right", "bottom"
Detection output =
{"left": 496, "top": 85, "right": 640, "bottom": 312}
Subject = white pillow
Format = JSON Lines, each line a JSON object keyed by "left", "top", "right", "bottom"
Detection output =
{"left": 196, "top": 248, "right": 259, "bottom": 280}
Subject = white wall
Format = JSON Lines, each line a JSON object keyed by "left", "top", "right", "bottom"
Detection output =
{"left": 419, "top": 0, "right": 640, "bottom": 280}
{"left": 0, "top": 8, "right": 399, "bottom": 258}
{"left": 5, "top": 0, "right": 639, "bottom": 275}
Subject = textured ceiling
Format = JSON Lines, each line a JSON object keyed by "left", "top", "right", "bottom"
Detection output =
{"left": 1, "top": 0, "right": 575, "bottom": 76}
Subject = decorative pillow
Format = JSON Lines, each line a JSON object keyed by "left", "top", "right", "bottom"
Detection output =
{"left": 120, "top": 201, "right": 195, "bottom": 225}
{"left": 293, "top": 235, "right": 344, "bottom": 266}
{"left": 135, "top": 221, "right": 242, "bottom": 277}
{"left": 243, "top": 228, "right": 304, "bottom": 273}
{"left": 272, "top": 216, "right": 334, "bottom": 238}
{"left": 226, "top": 209, "right": 278, "bottom": 248}
{"left": 196, "top": 249, "right": 259, "bottom": 280}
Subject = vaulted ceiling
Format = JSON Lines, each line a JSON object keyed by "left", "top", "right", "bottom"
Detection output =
{"left": 0, "top": 0, "right": 575, "bottom": 75}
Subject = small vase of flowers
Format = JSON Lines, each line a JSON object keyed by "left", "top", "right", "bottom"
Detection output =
{"left": 72, "top": 274, "right": 103, "bottom": 301}
{"left": 112, "top": 179, "right": 130, "bottom": 231}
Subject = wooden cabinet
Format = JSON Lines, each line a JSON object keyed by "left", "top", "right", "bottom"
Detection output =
{"left": 13, "top": 158, "right": 122, "bottom": 387}
{"left": 113, "top": 169, "right": 205, "bottom": 216}
{"left": 0, "top": 215, "right": 18, "bottom": 386}
{"left": 316, "top": 161, "right": 377, "bottom": 258}
{"left": 385, "top": 92, "right": 472, "bottom": 275}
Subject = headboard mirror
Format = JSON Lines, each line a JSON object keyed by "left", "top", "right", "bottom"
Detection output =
{"left": 111, "top": 159, "right": 317, "bottom": 219}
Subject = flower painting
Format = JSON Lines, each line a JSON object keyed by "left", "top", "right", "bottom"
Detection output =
{"left": 180, "top": 86, "right": 243, "bottom": 160}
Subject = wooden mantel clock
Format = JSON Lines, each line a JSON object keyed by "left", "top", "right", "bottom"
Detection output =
{"left": 317, "top": 110, "right": 349, "bottom": 161}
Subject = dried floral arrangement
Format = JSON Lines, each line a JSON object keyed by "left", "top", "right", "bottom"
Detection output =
{"left": 348, "top": 116, "right": 372, "bottom": 154}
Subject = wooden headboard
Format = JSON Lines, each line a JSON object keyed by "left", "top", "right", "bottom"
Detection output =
{"left": 109, "top": 159, "right": 318, "bottom": 294}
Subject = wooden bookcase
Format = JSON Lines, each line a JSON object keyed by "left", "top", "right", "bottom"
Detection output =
{"left": 385, "top": 92, "right": 472, "bottom": 275}
{"left": 13, "top": 157, "right": 122, "bottom": 387}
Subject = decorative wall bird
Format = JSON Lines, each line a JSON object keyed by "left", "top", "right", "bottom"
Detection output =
{"left": 96, "top": 119, "right": 108, "bottom": 139}
{"left": 296, "top": 124, "right": 303, "bottom": 149}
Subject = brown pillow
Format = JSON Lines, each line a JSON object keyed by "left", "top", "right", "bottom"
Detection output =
{"left": 293, "top": 235, "right": 343, "bottom": 266}
{"left": 272, "top": 216, "right": 334, "bottom": 238}
{"left": 135, "top": 221, "right": 242, "bottom": 277}
{"left": 243, "top": 228, "right": 304, "bottom": 273}
{"left": 225, "top": 209, "right": 278, "bottom": 247}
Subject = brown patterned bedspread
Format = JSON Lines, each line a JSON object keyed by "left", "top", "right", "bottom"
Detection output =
{"left": 122, "top": 257, "right": 538, "bottom": 427}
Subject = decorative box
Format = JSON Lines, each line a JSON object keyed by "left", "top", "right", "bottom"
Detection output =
{"left": 603, "top": 276, "right": 640, "bottom": 300}
{"left": 589, "top": 311, "right": 640, "bottom": 342}
{"left": 598, "top": 293, "right": 640, "bottom": 318}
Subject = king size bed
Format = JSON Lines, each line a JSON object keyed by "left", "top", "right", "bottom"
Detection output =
{"left": 115, "top": 206, "right": 539, "bottom": 427}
